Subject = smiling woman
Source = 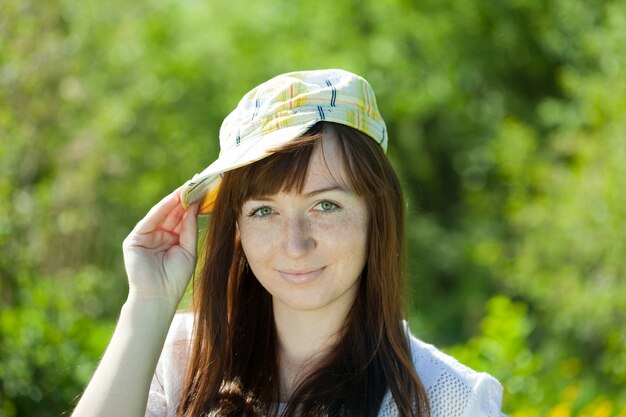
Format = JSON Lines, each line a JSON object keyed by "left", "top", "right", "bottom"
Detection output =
{"left": 71, "top": 69, "right": 505, "bottom": 417}
{"left": 185, "top": 121, "right": 422, "bottom": 416}
{"left": 238, "top": 132, "right": 369, "bottom": 315}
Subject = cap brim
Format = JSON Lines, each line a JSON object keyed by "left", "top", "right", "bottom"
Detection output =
{"left": 181, "top": 122, "right": 316, "bottom": 215}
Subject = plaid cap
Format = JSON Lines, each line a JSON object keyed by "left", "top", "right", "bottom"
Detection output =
{"left": 181, "top": 69, "right": 387, "bottom": 214}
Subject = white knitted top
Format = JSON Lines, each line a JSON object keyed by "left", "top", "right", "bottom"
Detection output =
{"left": 146, "top": 314, "right": 505, "bottom": 417}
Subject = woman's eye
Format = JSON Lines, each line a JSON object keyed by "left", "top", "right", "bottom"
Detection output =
{"left": 250, "top": 206, "right": 274, "bottom": 217}
{"left": 315, "top": 201, "right": 339, "bottom": 212}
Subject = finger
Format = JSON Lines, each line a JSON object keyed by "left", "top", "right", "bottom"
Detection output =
{"left": 161, "top": 202, "right": 186, "bottom": 232}
{"left": 133, "top": 188, "right": 183, "bottom": 233}
{"left": 178, "top": 203, "right": 199, "bottom": 257}
{"left": 160, "top": 204, "right": 191, "bottom": 244}
{"left": 172, "top": 218, "right": 183, "bottom": 236}
{"left": 125, "top": 227, "right": 180, "bottom": 251}
{"left": 170, "top": 198, "right": 194, "bottom": 236}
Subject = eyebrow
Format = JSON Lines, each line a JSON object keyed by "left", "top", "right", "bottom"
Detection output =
{"left": 303, "top": 185, "right": 348, "bottom": 197}
{"left": 248, "top": 186, "right": 349, "bottom": 202}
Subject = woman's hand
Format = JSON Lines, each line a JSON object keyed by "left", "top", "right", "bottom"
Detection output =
{"left": 73, "top": 188, "right": 197, "bottom": 417}
{"left": 122, "top": 188, "right": 199, "bottom": 307}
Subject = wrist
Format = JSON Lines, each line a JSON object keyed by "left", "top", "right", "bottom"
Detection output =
{"left": 126, "top": 289, "right": 183, "bottom": 312}
{"left": 122, "top": 293, "right": 180, "bottom": 323}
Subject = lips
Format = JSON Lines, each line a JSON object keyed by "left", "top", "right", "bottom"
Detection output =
{"left": 278, "top": 267, "right": 325, "bottom": 284}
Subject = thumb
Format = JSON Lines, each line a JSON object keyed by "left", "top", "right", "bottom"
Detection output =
{"left": 179, "top": 203, "right": 199, "bottom": 258}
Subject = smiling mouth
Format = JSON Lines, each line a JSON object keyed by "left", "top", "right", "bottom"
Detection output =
{"left": 278, "top": 267, "right": 325, "bottom": 283}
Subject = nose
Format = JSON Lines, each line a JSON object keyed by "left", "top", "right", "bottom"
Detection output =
{"left": 282, "top": 215, "right": 316, "bottom": 259}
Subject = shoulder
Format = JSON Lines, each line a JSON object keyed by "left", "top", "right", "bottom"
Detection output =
{"left": 408, "top": 331, "right": 505, "bottom": 417}
{"left": 378, "top": 325, "right": 505, "bottom": 417}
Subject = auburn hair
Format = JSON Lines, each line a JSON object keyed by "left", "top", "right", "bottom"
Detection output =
{"left": 177, "top": 122, "right": 430, "bottom": 417}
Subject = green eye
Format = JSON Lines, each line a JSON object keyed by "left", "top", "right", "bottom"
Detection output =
{"left": 316, "top": 201, "right": 339, "bottom": 212}
{"left": 249, "top": 206, "right": 274, "bottom": 217}
{"left": 258, "top": 207, "right": 273, "bottom": 216}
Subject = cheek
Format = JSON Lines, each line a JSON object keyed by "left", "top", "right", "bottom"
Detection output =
{"left": 326, "top": 216, "right": 369, "bottom": 262}
{"left": 352, "top": 215, "right": 370, "bottom": 270}
{"left": 239, "top": 224, "right": 271, "bottom": 266}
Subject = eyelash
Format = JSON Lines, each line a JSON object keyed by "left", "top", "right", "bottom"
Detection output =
{"left": 246, "top": 200, "right": 341, "bottom": 219}
{"left": 314, "top": 200, "right": 341, "bottom": 213}
{"left": 247, "top": 206, "right": 275, "bottom": 218}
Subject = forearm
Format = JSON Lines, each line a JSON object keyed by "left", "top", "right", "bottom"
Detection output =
{"left": 72, "top": 298, "right": 177, "bottom": 417}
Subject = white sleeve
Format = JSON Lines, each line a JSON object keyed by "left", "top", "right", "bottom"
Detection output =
{"left": 144, "top": 313, "right": 194, "bottom": 417}
{"left": 410, "top": 334, "right": 506, "bottom": 417}
{"left": 459, "top": 373, "right": 505, "bottom": 417}
{"left": 145, "top": 362, "right": 168, "bottom": 417}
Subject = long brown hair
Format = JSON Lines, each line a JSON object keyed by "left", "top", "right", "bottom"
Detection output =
{"left": 177, "top": 122, "right": 430, "bottom": 417}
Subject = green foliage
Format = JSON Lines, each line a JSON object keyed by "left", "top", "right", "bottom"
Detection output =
{"left": 0, "top": 269, "right": 114, "bottom": 417}
{"left": 448, "top": 296, "right": 626, "bottom": 416}
{"left": 1, "top": 0, "right": 625, "bottom": 415}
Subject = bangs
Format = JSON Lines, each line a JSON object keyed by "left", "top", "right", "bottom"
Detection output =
{"left": 219, "top": 121, "right": 385, "bottom": 217}
{"left": 221, "top": 130, "right": 323, "bottom": 215}
{"left": 240, "top": 139, "right": 316, "bottom": 199}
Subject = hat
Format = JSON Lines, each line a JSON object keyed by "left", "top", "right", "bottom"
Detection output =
{"left": 181, "top": 69, "right": 388, "bottom": 214}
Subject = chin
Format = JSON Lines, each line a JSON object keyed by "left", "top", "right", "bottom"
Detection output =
{"left": 271, "top": 289, "right": 357, "bottom": 315}
{"left": 274, "top": 297, "right": 330, "bottom": 312}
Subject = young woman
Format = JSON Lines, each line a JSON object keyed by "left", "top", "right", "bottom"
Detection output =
{"left": 72, "top": 69, "right": 504, "bottom": 417}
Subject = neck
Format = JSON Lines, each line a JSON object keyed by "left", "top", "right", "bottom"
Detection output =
{"left": 273, "top": 300, "right": 353, "bottom": 400}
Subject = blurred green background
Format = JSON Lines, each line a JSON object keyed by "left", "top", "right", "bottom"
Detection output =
{"left": 1, "top": 0, "right": 625, "bottom": 416}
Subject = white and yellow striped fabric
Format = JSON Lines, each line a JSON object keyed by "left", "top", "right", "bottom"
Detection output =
{"left": 181, "top": 69, "right": 387, "bottom": 214}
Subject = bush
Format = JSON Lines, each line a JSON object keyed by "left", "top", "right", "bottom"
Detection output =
{"left": 447, "top": 296, "right": 626, "bottom": 416}
{"left": 0, "top": 268, "right": 114, "bottom": 417}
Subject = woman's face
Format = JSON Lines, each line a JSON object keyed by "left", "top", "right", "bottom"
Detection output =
{"left": 238, "top": 133, "right": 369, "bottom": 316}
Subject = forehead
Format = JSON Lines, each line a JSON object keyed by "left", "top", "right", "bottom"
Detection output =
{"left": 302, "top": 132, "right": 351, "bottom": 192}
{"left": 228, "top": 128, "right": 355, "bottom": 208}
